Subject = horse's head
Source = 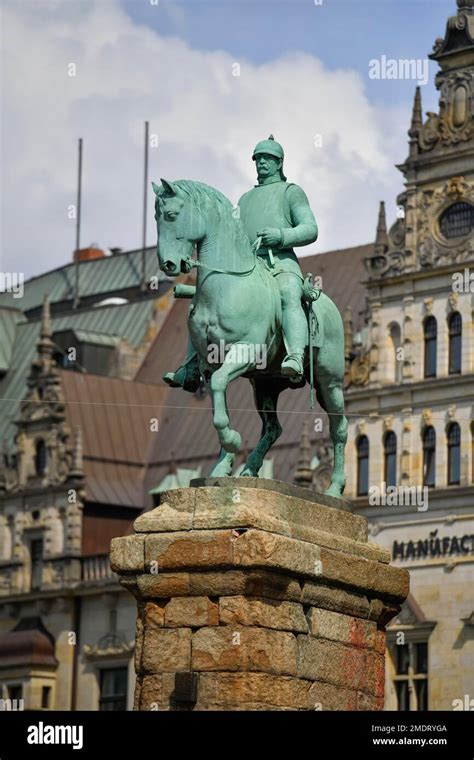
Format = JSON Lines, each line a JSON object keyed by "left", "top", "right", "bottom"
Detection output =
{"left": 153, "top": 179, "right": 205, "bottom": 277}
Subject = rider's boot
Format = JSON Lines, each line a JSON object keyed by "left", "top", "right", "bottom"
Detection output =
{"left": 280, "top": 288, "right": 308, "bottom": 383}
{"left": 164, "top": 351, "right": 201, "bottom": 393}
{"left": 281, "top": 353, "right": 305, "bottom": 383}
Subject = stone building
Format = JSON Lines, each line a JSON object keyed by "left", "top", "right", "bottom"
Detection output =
{"left": 0, "top": 0, "right": 472, "bottom": 712}
{"left": 343, "top": 0, "right": 474, "bottom": 710}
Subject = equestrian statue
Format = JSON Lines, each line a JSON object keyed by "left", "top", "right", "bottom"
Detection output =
{"left": 152, "top": 135, "right": 348, "bottom": 497}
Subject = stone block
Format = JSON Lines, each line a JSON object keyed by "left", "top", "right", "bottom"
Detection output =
{"left": 308, "top": 608, "right": 376, "bottom": 649}
{"left": 298, "top": 636, "right": 366, "bottom": 690}
{"left": 318, "top": 547, "right": 410, "bottom": 601}
{"left": 232, "top": 529, "right": 321, "bottom": 576}
{"left": 165, "top": 597, "right": 219, "bottom": 627}
{"left": 219, "top": 595, "right": 308, "bottom": 633}
{"left": 145, "top": 530, "right": 233, "bottom": 570}
{"left": 196, "top": 672, "right": 310, "bottom": 710}
{"left": 140, "top": 627, "right": 191, "bottom": 674}
{"left": 308, "top": 680, "right": 358, "bottom": 711}
{"left": 192, "top": 626, "right": 298, "bottom": 676}
{"left": 110, "top": 535, "right": 144, "bottom": 573}
{"left": 137, "top": 572, "right": 190, "bottom": 598}
{"left": 302, "top": 582, "right": 370, "bottom": 619}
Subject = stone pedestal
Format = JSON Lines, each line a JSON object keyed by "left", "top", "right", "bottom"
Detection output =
{"left": 110, "top": 478, "right": 409, "bottom": 711}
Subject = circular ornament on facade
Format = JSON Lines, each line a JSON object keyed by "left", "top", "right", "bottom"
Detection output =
{"left": 438, "top": 201, "right": 474, "bottom": 241}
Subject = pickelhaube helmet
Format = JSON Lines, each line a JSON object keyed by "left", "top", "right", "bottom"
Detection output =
{"left": 252, "top": 135, "right": 286, "bottom": 181}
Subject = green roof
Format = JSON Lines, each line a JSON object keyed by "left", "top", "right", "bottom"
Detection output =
{"left": 0, "top": 299, "right": 157, "bottom": 446}
{"left": 0, "top": 308, "right": 26, "bottom": 372}
{"left": 55, "top": 328, "right": 121, "bottom": 348}
{"left": 0, "top": 247, "right": 164, "bottom": 313}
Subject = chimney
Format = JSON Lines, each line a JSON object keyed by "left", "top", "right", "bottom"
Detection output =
{"left": 73, "top": 245, "right": 107, "bottom": 263}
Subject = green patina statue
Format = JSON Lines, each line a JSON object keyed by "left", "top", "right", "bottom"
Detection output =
{"left": 153, "top": 136, "right": 348, "bottom": 497}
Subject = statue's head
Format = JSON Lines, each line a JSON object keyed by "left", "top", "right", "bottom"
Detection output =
{"left": 153, "top": 179, "right": 204, "bottom": 276}
{"left": 252, "top": 134, "right": 286, "bottom": 182}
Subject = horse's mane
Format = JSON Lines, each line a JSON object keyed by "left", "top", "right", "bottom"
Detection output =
{"left": 156, "top": 179, "right": 253, "bottom": 256}
{"left": 172, "top": 180, "right": 233, "bottom": 220}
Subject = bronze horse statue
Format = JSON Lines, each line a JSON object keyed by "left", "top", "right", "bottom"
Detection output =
{"left": 153, "top": 179, "right": 348, "bottom": 497}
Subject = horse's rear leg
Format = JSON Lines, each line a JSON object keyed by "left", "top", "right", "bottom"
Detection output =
{"left": 317, "top": 379, "right": 348, "bottom": 497}
{"left": 240, "top": 377, "right": 283, "bottom": 477}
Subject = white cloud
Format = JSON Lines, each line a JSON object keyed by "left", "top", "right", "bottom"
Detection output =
{"left": 1, "top": 0, "right": 408, "bottom": 279}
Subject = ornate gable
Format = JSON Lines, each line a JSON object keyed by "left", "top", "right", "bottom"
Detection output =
{"left": 366, "top": 1, "right": 474, "bottom": 280}
{"left": 1, "top": 297, "right": 80, "bottom": 493}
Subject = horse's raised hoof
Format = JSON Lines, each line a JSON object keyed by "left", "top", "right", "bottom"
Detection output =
{"left": 210, "top": 462, "right": 233, "bottom": 477}
{"left": 240, "top": 465, "right": 258, "bottom": 477}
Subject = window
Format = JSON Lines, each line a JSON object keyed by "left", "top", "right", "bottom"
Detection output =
{"left": 30, "top": 538, "right": 43, "bottom": 591}
{"left": 423, "top": 317, "right": 437, "bottom": 378}
{"left": 391, "top": 641, "right": 429, "bottom": 711}
{"left": 7, "top": 684, "right": 22, "bottom": 702}
{"left": 384, "top": 431, "right": 397, "bottom": 488}
{"left": 357, "top": 435, "right": 369, "bottom": 496}
{"left": 41, "top": 686, "right": 51, "bottom": 709}
{"left": 439, "top": 202, "right": 474, "bottom": 239}
{"left": 388, "top": 323, "right": 402, "bottom": 383}
{"left": 423, "top": 427, "right": 436, "bottom": 488}
{"left": 35, "top": 440, "right": 48, "bottom": 476}
{"left": 99, "top": 668, "right": 128, "bottom": 711}
{"left": 447, "top": 423, "right": 461, "bottom": 486}
{"left": 448, "top": 312, "right": 462, "bottom": 374}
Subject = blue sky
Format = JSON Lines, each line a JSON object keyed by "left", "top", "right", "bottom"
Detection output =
{"left": 1, "top": 0, "right": 456, "bottom": 279}
{"left": 123, "top": 0, "right": 448, "bottom": 112}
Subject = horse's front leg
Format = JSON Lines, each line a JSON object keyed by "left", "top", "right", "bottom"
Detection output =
{"left": 209, "top": 348, "right": 252, "bottom": 454}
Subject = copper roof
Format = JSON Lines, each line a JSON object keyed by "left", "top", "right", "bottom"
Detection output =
{"left": 0, "top": 618, "right": 58, "bottom": 669}
{"left": 61, "top": 371, "right": 169, "bottom": 508}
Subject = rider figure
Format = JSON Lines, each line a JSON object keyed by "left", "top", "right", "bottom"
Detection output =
{"left": 163, "top": 134, "right": 318, "bottom": 390}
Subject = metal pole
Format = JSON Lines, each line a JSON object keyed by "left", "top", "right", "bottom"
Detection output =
{"left": 141, "top": 121, "right": 149, "bottom": 292}
{"left": 73, "top": 138, "right": 83, "bottom": 309}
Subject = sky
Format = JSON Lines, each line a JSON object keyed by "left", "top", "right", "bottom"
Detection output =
{"left": 0, "top": 0, "right": 455, "bottom": 280}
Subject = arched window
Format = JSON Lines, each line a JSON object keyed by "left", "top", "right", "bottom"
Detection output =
{"left": 35, "top": 440, "right": 48, "bottom": 476}
{"left": 424, "top": 317, "right": 437, "bottom": 378}
{"left": 447, "top": 423, "right": 461, "bottom": 485}
{"left": 384, "top": 431, "right": 397, "bottom": 488}
{"left": 448, "top": 312, "right": 462, "bottom": 375}
{"left": 357, "top": 435, "right": 369, "bottom": 496}
{"left": 423, "top": 426, "right": 436, "bottom": 488}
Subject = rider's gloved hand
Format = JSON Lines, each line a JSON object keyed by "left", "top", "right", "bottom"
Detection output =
{"left": 256, "top": 227, "right": 282, "bottom": 247}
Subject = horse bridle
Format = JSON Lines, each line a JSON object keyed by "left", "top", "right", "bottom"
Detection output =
{"left": 182, "top": 237, "right": 263, "bottom": 277}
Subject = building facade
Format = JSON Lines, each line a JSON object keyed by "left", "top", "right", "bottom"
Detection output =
{"left": 344, "top": 0, "right": 474, "bottom": 710}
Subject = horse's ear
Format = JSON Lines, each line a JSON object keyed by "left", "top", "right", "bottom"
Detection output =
{"left": 151, "top": 181, "right": 161, "bottom": 197}
{"left": 160, "top": 178, "right": 177, "bottom": 196}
